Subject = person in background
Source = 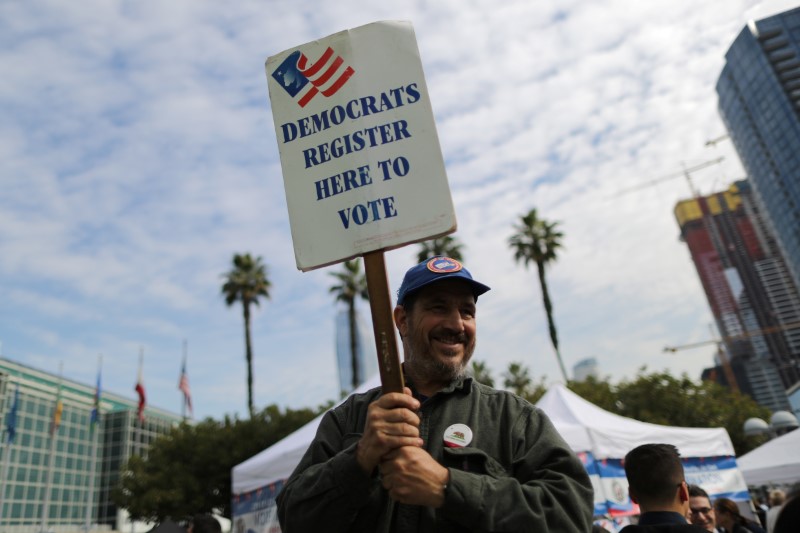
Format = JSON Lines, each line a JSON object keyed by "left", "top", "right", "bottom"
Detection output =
{"left": 765, "top": 489, "right": 785, "bottom": 533}
{"left": 752, "top": 496, "right": 767, "bottom": 529}
{"left": 713, "top": 498, "right": 765, "bottom": 533}
{"left": 618, "top": 443, "right": 709, "bottom": 532}
{"left": 772, "top": 491, "right": 799, "bottom": 533}
{"left": 688, "top": 485, "right": 719, "bottom": 533}
{"left": 188, "top": 514, "right": 221, "bottom": 533}
{"left": 276, "top": 256, "right": 594, "bottom": 532}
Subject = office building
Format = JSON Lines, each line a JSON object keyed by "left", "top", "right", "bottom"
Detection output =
{"left": 675, "top": 181, "right": 800, "bottom": 411}
{"left": 789, "top": 381, "right": 800, "bottom": 419}
{"left": 572, "top": 358, "right": 598, "bottom": 382}
{"left": 0, "top": 358, "right": 182, "bottom": 531}
{"left": 335, "top": 308, "right": 377, "bottom": 394}
{"left": 716, "top": 7, "right": 800, "bottom": 292}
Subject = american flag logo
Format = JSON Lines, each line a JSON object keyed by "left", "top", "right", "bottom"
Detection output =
{"left": 272, "top": 47, "right": 355, "bottom": 108}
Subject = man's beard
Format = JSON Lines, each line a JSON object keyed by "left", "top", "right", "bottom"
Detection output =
{"left": 403, "top": 325, "right": 475, "bottom": 383}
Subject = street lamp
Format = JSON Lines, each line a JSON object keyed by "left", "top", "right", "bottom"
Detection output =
{"left": 744, "top": 411, "right": 799, "bottom": 439}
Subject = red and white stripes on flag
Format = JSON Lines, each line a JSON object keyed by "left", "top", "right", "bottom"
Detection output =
{"left": 179, "top": 358, "right": 193, "bottom": 417}
{"left": 295, "top": 47, "right": 355, "bottom": 108}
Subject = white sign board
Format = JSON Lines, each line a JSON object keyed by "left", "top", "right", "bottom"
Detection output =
{"left": 266, "top": 20, "right": 456, "bottom": 271}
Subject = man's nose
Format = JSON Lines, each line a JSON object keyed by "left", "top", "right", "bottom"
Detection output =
{"left": 441, "top": 307, "right": 465, "bottom": 331}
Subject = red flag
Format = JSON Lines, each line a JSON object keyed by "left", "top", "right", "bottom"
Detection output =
{"left": 135, "top": 354, "right": 146, "bottom": 423}
{"left": 178, "top": 357, "right": 193, "bottom": 417}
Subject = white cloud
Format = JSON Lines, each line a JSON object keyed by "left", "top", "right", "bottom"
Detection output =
{"left": 0, "top": 0, "right": 795, "bottom": 419}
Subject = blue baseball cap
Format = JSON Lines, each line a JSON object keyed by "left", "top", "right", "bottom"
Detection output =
{"left": 396, "top": 256, "right": 490, "bottom": 306}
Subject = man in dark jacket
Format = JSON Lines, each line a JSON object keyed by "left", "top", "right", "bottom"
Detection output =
{"left": 621, "top": 443, "right": 709, "bottom": 533}
{"left": 277, "top": 256, "right": 594, "bottom": 532}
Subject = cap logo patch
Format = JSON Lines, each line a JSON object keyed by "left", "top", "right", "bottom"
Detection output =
{"left": 427, "top": 257, "right": 462, "bottom": 274}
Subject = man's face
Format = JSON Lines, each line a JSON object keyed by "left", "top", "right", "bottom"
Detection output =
{"left": 689, "top": 496, "right": 716, "bottom": 532}
{"left": 395, "top": 279, "right": 477, "bottom": 383}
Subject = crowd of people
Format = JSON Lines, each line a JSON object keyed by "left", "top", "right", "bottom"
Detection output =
{"left": 615, "top": 443, "right": 797, "bottom": 533}
{"left": 269, "top": 256, "right": 797, "bottom": 533}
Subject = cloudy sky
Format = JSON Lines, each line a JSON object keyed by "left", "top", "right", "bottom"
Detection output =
{"left": 2, "top": 0, "right": 796, "bottom": 421}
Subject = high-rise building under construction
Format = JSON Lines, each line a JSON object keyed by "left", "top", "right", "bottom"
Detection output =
{"left": 675, "top": 182, "right": 800, "bottom": 412}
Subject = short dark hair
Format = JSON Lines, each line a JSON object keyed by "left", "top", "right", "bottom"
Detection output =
{"left": 624, "top": 443, "right": 684, "bottom": 506}
{"left": 190, "top": 514, "right": 221, "bottom": 533}
{"left": 399, "top": 290, "right": 420, "bottom": 313}
{"left": 688, "top": 484, "right": 710, "bottom": 500}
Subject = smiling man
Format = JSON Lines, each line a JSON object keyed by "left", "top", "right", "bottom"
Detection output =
{"left": 277, "top": 256, "right": 594, "bottom": 533}
{"left": 688, "top": 485, "right": 719, "bottom": 533}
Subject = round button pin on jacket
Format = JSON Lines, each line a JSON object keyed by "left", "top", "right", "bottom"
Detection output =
{"left": 443, "top": 423, "right": 473, "bottom": 448}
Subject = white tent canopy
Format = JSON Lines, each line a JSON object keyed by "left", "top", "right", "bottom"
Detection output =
{"left": 535, "top": 384, "right": 736, "bottom": 458}
{"left": 737, "top": 428, "right": 800, "bottom": 486}
{"left": 232, "top": 374, "right": 382, "bottom": 494}
{"left": 232, "top": 380, "right": 736, "bottom": 494}
{"left": 233, "top": 410, "right": 326, "bottom": 494}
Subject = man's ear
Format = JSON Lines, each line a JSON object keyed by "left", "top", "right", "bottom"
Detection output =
{"left": 678, "top": 481, "right": 689, "bottom": 503}
{"left": 394, "top": 305, "right": 408, "bottom": 338}
{"left": 629, "top": 488, "right": 639, "bottom": 505}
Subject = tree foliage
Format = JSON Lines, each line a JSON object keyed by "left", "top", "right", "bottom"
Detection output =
{"left": 606, "top": 368, "right": 771, "bottom": 455}
{"left": 113, "top": 404, "right": 321, "bottom": 522}
{"left": 505, "top": 363, "right": 769, "bottom": 456}
{"left": 502, "top": 362, "right": 533, "bottom": 397}
{"left": 416, "top": 236, "right": 465, "bottom": 263}
{"left": 471, "top": 360, "right": 495, "bottom": 387}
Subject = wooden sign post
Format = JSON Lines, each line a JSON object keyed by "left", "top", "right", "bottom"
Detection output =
{"left": 266, "top": 21, "right": 456, "bottom": 394}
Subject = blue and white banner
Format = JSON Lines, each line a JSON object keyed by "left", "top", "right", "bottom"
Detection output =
{"left": 683, "top": 456, "right": 750, "bottom": 501}
{"left": 581, "top": 455, "right": 749, "bottom": 517}
{"left": 232, "top": 480, "right": 284, "bottom": 533}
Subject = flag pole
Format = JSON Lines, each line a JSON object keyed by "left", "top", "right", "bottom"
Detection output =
{"left": 39, "top": 362, "right": 63, "bottom": 533}
{"left": 85, "top": 355, "right": 102, "bottom": 531}
{"left": 131, "top": 349, "right": 145, "bottom": 533}
{"left": 0, "top": 381, "right": 20, "bottom": 522}
{"left": 181, "top": 340, "right": 187, "bottom": 421}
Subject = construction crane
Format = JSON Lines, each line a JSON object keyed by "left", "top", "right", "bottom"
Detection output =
{"left": 704, "top": 134, "right": 730, "bottom": 147}
{"left": 664, "top": 319, "right": 800, "bottom": 393}
{"left": 664, "top": 319, "right": 800, "bottom": 351}
{"left": 613, "top": 157, "right": 724, "bottom": 198}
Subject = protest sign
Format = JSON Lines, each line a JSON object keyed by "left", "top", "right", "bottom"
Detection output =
{"left": 266, "top": 20, "right": 455, "bottom": 272}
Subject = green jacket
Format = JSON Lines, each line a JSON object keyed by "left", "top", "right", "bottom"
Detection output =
{"left": 277, "top": 377, "right": 594, "bottom": 532}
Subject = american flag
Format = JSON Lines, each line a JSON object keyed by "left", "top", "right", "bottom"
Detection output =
{"left": 5, "top": 383, "right": 19, "bottom": 444}
{"left": 90, "top": 369, "right": 101, "bottom": 428}
{"left": 135, "top": 352, "right": 146, "bottom": 423}
{"left": 178, "top": 357, "right": 193, "bottom": 417}
{"left": 272, "top": 46, "right": 355, "bottom": 108}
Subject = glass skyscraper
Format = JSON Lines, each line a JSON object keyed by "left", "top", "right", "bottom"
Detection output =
{"left": 0, "top": 358, "right": 182, "bottom": 531}
{"left": 716, "top": 7, "right": 800, "bottom": 294}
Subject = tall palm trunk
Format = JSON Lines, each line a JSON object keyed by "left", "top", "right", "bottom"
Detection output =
{"left": 537, "top": 261, "right": 568, "bottom": 383}
{"left": 348, "top": 301, "right": 359, "bottom": 390}
{"left": 243, "top": 301, "right": 255, "bottom": 417}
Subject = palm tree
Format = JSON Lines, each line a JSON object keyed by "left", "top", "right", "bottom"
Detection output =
{"left": 502, "top": 362, "right": 533, "bottom": 397}
{"left": 221, "top": 253, "right": 271, "bottom": 417}
{"left": 508, "top": 208, "right": 569, "bottom": 383}
{"left": 471, "top": 360, "right": 495, "bottom": 387}
{"left": 416, "top": 235, "right": 465, "bottom": 263}
{"left": 329, "top": 259, "right": 369, "bottom": 392}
